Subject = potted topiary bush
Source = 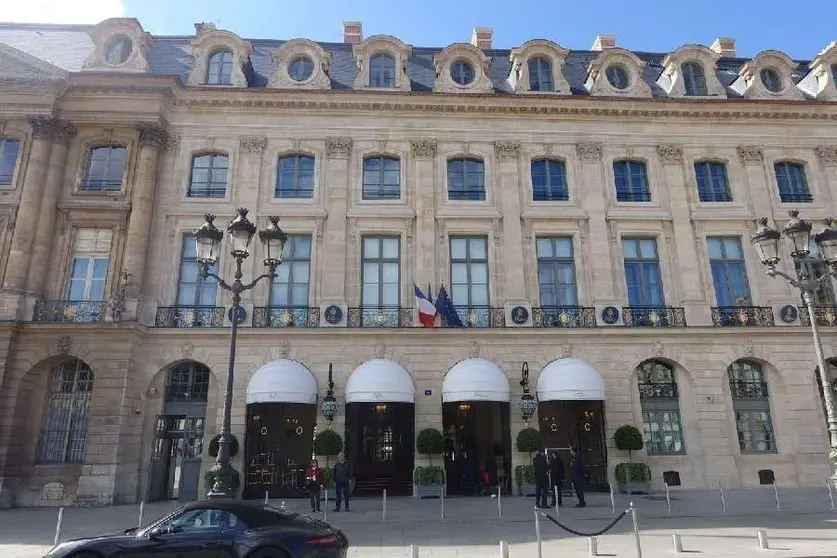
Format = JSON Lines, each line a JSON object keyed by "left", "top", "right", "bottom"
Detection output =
{"left": 313, "top": 430, "right": 343, "bottom": 489}
{"left": 614, "top": 425, "right": 650, "bottom": 494}
{"left": 515, "top": 427, "right": 542, "bottom": 496}
{"left": 203, "top": 467, "right": 242, "bottom": 496}
{"left": 415, "top": 428, "right": 445, "bottom": 498}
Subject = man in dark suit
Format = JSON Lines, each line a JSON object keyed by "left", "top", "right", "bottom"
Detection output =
{"left": 532, "top": 448, "right": 549, "bottom": 509}
{"left": 569, "top": 446, "right": 586, "bottom": 508}
{"left": 548, "top": 452, "right": 564, "bottom": 507}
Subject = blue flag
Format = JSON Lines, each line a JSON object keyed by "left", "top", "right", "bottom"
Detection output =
{"left": 435, "top": 285, "right": 465, "bottom": 327}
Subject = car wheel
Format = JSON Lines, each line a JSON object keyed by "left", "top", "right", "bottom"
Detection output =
{"left": 249, "top": 548, "right": 290, "bottom": 558}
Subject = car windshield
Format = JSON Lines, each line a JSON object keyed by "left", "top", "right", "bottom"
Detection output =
{"left": 147, "top": 508, "right": 244, "bottom": 534}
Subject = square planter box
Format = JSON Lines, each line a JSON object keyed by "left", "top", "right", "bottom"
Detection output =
{"left": 617, "top": 481, "right": 650, "bottom": 495}
{"left": 416, "top": 483, "right": 443, "bottom": 499}
{"left": 518, "top": 482, "right": 536, "bottom": 497}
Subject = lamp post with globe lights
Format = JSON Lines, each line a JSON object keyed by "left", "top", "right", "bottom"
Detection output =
{"left": 519, "top": 362, "right": 538, "bottom": 426}
{"left": 194, "top": 208, "right": 288, "bottom": 498}
{"left": 750, "top": 210, "right": 837, "bottom": 480}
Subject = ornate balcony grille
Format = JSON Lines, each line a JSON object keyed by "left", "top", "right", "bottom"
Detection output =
{"left": 347, "top": 307, "right": 413, "bottom": 328}
{"left": 533, "top": 306, "right": 597, "bottom": 328}
{"left": 155, "top": 306, "right": 225, "bottom": 328}
{"left": 252, "top": 306, "right": 320, "bottom": 328}
{"left": 439, "top": 306, "right": 505, "bottom": 328}
{"left": 799, "top": 306, "right": 837, "bottom": 327}
{"left": 729, "top": 380, "right": 770, "bottom": 400}
{"left": 32, "top": 300, "right": 106, "bottom": 324}
{"left": 622, "top": 306, "right": 686, "bottom": 327}
{"left": 711, "top": 306, "right": 775, "bottom": 327}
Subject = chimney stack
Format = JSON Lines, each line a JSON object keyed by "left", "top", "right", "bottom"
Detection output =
{"left": 710, "top": 37, "right": 736, "bottom": 57}
{"left": 471, "top": 27, "right": 493, "bottom": 50}
{"left": 590, "top": 34, "right": 617, "bottom": 51}
{"left": 343, "top": 21, "right": 363, "bottom": 45}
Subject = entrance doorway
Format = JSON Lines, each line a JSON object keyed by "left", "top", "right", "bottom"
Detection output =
{"left": 345, "top": 402, "right": 415, "bottom": 496}
{"left": 148, "top": 362, "right": 210, "bottom": 502}
{"left": 442, "top": 401, "right": 511, "bottom": 495}
{"left": 539, "top": 400, "right": 608, "bottom": 491}
{"left": 243, "top": 403, "right": 316, "bottom": 499}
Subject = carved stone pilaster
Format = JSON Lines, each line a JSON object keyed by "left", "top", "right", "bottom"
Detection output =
{"left": 737, "top": 145, "right": 764, "bottom": 164}
{"left": 816, "top": 145, "right": 837, "bottom": 165}
{"left": 162, "top": 134, "right": 180, "bottom": 152}
{"left": 28, "top": 116, "right": 62, "bottom": 140}
{"left": 136, "top": 122, "right": 169, "bottom": 150}
{"left": 326, "top": 138, "right": 352, "bottom": 159}
{"left": 410, "top": 139, "right": 437, "bottom": 158}
{"left": 576, "top": 142, "right": 603, "bottom": 163}
{"left": 240, "top": 136, "right": 267, "bottom": 155}
{"left": 656, "top": 144, "right": 683, "bottom": 164}
{"left": 52, "top": 121, "right": 77, "bottom": 144}
{"left": 494, "top": 140, "right": 521, "bottom": 159}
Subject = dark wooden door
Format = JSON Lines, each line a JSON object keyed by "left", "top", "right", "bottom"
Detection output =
{"left": 345, "top": 402, "right": 414, "bottom": 495}
{"left": 539, "top": 400, "right": 608, "bottom": 491}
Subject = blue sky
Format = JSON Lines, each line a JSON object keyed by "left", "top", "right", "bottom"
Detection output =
{"left": 6, "top": 0, "right": 837, "bottom": 59}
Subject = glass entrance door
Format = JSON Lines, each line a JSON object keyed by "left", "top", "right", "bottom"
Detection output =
{"left": 538, "top": 400, "right": 608, "bottom": 491}
{"left": 345, "top": 402, "right": 414, "bottom": 495}
{"left": 149, "top": 415, "right": 205, "bottom": 501}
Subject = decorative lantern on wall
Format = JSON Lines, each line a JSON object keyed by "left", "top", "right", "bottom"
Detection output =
{"left": 321, "top": 363, "right": 338, "bottom": 424}
{"left": 518, "top": 362, "right": 538, "bottom": 425}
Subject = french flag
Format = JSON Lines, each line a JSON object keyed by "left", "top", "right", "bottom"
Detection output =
{"left": 414, "top": 284, "right": 436, "bottom": 327}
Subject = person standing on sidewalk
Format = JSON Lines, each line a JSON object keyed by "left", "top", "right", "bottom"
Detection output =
{"left": 569, "top": 446, "right": 586, "bottom": 508}
{"left": 305, "top": 459, "right": 324, "bottom": 513}
{"left": 549, "top": 452, "right": 564, "bottom": 507}
{"left": 332, "top": 452, "right": 351, "bottom": 512}
{"left": 532, "top": 448, "right": 549, "bottom": 509}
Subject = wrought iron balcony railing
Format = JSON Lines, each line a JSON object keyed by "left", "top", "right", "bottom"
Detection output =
{"left": 155, "top": 306, "right": 225, "bottom": 328}
{"left": 638, "top": 382, "right": 679, "bottom": 399}
{"left": 622, "top": 306, "right": 686, "bottom": 327}
{"left": 799, "top": 306, "right": 837, "bottom": 327}
{"left": 440, "top": 306, "right": 505, "bottom": 328}
{"left": 347, "top": 307, "right": 413, "bottom": 328}
{"left": 533, "top": 306, "right": 597, "bottom": 328}
{"left": 252, "top": 306, "right": 320, "bottom": 328}
{"left": 33, "top": 300, "right": 106, "bottom": 323}
{"left": 729, "top": 380, "right": 769, "bottom": 400}
{"left": 711, "top": 306, "right": 775, "bottom": 327}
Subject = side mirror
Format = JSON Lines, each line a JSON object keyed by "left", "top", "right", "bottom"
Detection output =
{"left": 123, "top": 527, "right": 138, "bottom": 535}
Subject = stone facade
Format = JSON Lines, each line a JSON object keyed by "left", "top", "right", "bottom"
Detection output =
{"left": 0, "top": 20, "right": 836, "bottom": 507}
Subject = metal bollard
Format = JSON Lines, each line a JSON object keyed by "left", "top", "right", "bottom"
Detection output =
{"left": 757, "top": 529, "right": 769, "bottom": 550}
{"left": 829, "top": 478, "right": 835, "bottom": 510}
{"left": 718, "top": 477, "right": 726, "bottom": 513}
{"left": 629, "top": 502, "right": 642, "bottom": 558}
{"left": 323, "top": 488, "right": 328, "bottom": 522}
{"left": 773, "top": 483, "right": 780, "bottom": 513}
{"left": 138, "top": 500, "right": 145, "bottom": 528}
{"left": 264, "top": 490, "right": 269, "bottom": 505}
{"left": 441, "top": 484, "right": 445, "bottom": 519}
{"left": 499, "top": 540, "right": 509, "bottom": 558}
{"left": 554, "top": 485, "right": 560, "bottom": 516}
{"left": 497, "top": 485, "right": 502, "bottom": 519}
{"left": 665, "top": 482, "right": 671, "bottom": 515}
{"left": 534, "top": 511, "right": 543, "bottom": 558}
{"left": 609, "top": 484, "right": 616, "bottom": 516}
{"left": 672, "top": 534, "right": 683, "bottom": 553}
{"left": 54, "top": 507, "right": 64, "bottom": 546}
{"left": 382, "top": 488, "right": 387, "bottom": 520}
{"left": 588, "top": 536, "right": 598, "bottom": 557}
{"left": 409, "top": 544, "right": 419, "bottom": 558}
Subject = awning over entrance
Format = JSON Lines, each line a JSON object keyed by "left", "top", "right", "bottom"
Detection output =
{"left": 442, "top": 358, "right": 510, "bottom": 403}
{"left": 345, "top": 359, "right": 415, "bottom": 404}
{"left": 537, "top": 358, "right": 606, "bottom": 401}
{"left": 246, "top": 359, "right": 318, "bottom": 404}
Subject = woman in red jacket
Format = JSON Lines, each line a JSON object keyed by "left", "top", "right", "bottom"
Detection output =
{"left": 304, "top": 458, "right": 324, "bottom": 512}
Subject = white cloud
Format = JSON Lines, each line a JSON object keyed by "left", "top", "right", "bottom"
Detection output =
{"left": 2, "top": 0, "right": 126, "bottom": 24}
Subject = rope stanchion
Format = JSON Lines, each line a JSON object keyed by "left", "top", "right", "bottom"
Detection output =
{"left": 829, "top": 478, "right": 835, "bottom": 510}
{"left": 540, "top": 508, "right": 629, "bottom": 537}
{"left": 534, "top": 510, "right": 543, "bottom": 558}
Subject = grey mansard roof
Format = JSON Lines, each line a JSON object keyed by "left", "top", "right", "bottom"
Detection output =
{"left": 0, "top": 22, "right": 816, "bottom": 99}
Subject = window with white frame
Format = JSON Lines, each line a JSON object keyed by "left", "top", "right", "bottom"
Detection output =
{"left": 276, "top": 155, "right": 315, "bottom": 199}
{"left": 207, "top": 50, "right": 234, "bottom": 85}
{"left": 176, "top": 234, "right": 218, "bottom": 308}
{"left": 536, "top": 237, "right": 577, "bottom": 306}
{"left": 795, "top": 237, "right": 836, "bottom": 307}
{"left": 362, "top": 156, "right": 400, "bottom": 200}
{"left": 269, "top": 235, "right": 311, "bottom": 308}
{"left": 37, "top": 358, "right": 94, "bottom": 464}
{"left": 362, "top": 236, "right": 400, "bottom": 309}
{"left": 531, "top": 159, "right": 568, "bottom": 201}
{"left": 188, "top": 153, "right": 228, "bottom": 198}
{"left": 528, "top": 57, "right": 553, "bottom": 91}
{"left": 681, "top": 62, "right": 708, "bottom": 96}
{"left": 694, "top": 161, "right": 732, "bottom": 202}
{"left": 728, "top": 360, "right": 776, "bottom": 453}
{"left": 774, "top": 162, "right": 812, "bottom": 203}
{"left": 447, "top": 158, "right": 485, "bottom": 201}
{"left": 81, "top": 145, "right": 126, "bottom": 192}
{"left": 0, "top": 137, "right": 21, "bottom": 186}
{"left": 67, "top": 230, "right": 111, "bottom": 303}
{"left": 613, "top": 160, "right": 651, "bottom": 202}
{"left": 369, "top": 53, "right": 396, "bottom": 88}
{"left": 637, "top": 360, "right": 685, "bottom": 455}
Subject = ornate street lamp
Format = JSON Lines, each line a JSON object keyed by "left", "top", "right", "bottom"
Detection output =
{"left": 321, "top": 363, "right": 338, "bottom": 425}
{"left": 518, "top": 362, "right": 538, "bottom": 425}
{"left": 751, "top": 210, "right": 837, "bottom": 481}
{"left": 196, "top": 209, "right": 287, "bottom": 499}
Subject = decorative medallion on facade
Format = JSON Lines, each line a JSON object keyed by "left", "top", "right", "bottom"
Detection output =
{"left": 816, "top": 145, "right": 837, "bottom": 165}
{"left": 352, "top": 35, "right": 412, "bottom": 91}
{"left": 187, "top": 23, "right": 251, "bottom": 87}
{"left": 494, "top": 141, "right": 521, "bottom": 159}
{"left": 576, "top": 142, "right": 603, "bottom": 163}
{"left": 410, "top": 139, "right": 437, "bottom": 158}
{"left": 585, "top": 48, "right": 652, "bottom": 98}
{"left": 324, "top": 305, "right": 343, "bottom": 324}
{"left": 732, "top": 50, "right": 804, "bottom": 101}
{"left": 82, "top": 18, "right": 152, "bottom": 73}
{"left": 433, "top": 43, "right": 493, "bottom": 93}
{"left": 737, "top": 145, "right": 764, "bottom": 164}
{"left": 326, "top": 138, "right": 352, "bottom": 159}
{"left": 511, "top": 306, "right": 529, "bottom": 324}
{"left": 268, "top": 39, "right": 332, "bottom": 90}
{"left": 743, "top": 339, "right": 755, "bottom": 358}
{"left": 56, "top": 336, "right": 71, "bottom": 356}
{"left": 601, "top": 306, "right": 619, "bottom": 324}
{"left": 507, "top": 39, "right": 571, "bottom": 95}
{"left": 240, "top": 137, "right": 267, "bottom": 155}
{"left": 657, "top": 144, "right": 683, "bottom": 164}
{"left": 780, "top": 305, "right": 798, "bottom": 323}
{"left": 656, "top": 45, "right": 727, "bottom": 98}
{"left": 181, "top": 341, "right": 194, "bottom": 359}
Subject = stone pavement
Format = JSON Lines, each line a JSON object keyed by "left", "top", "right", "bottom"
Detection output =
{"left": 1, "top": 488, "right": 836, "bottom": 557}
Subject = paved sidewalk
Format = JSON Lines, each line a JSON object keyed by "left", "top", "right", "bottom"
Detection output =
{"left": 1, "top": 488, "right": 836, "bottom": 557}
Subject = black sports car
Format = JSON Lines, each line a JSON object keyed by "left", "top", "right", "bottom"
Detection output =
{"left": 43, "top": 499, "right": 348, "bottom": 557}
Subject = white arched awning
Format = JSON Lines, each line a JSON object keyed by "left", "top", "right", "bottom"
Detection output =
{"left": 537, "top": 358, "right": 606, "bottom": 401}
{"left": 442, "top": 358, "right": 510, "bottom": 403}
{"left": 345, "top": 359, "right": 415, "bottom": 404}
{"left": 246, "top": 359, "right": 318, "bottom": 405}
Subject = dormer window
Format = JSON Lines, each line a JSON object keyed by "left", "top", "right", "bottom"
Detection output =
{"left": 760, "top": 68, "right": 782, "bottom": 92}
{"left": 288, "top": 56, "right": 314, "bottom": 82}
{"left": 732, "top": 50, "right": 803, "bottom": 100}
{"left": 269, "top": 40, "right": 331, "bottom": 89}
{"left": 832, "top": 64, "right": 837, "bottom": 83}
{"left": 508, "top": 40, "right": 571, "bottom": 95}
{"left": 433, "top": 43, "right": 493, "bottom": 93}
{"left": 451, "top": 61, "right": 475, "bottom": 85}
{"left": 682, "top": 62, "right": 707, "bottom": 96}
{"left": 104, "top": 35, "right": 133, "bottom": 66}
{"left": 370, "top": 54, "right": 396, "bottom": 88}
{"left": 207, "top": 50, "right": 233, "bottom": 85}
{"left": 82, "top": 18, "right": 152, "bottom": 73}
{"left": 528, "top": 57, "right": 552, "bottom": 91}
{"left": 606, "top": 66, "right": 629, "bottom": 89}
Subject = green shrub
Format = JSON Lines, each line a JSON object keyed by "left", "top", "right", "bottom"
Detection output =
{"left": 203, "top": 468, "right": 241, "bottom": 493}
{"left": 208, "top": 434, "right": 239, "bottom": 458}
{"left": 416, "top": 428, "right": 444, "bottom": 465}
{"left": 514, "top": 464, "right": 535, "bottom": 486}
{"left": 614, "top": 462, "right": 651, "bottom": 484}
{"left": 313, "top": 430, "right": 343, "bottom": 467}
{"left": 323, "top": 468, "right": 334, "bottom": 488}
{"left": 614, "top": 425, "right": 644, "bottom": 460}
{"left": 515, "top": 427, "right": 542, "bottom": 458}
{"left": 413, "top": 465, "right": 445, "bottom": 485}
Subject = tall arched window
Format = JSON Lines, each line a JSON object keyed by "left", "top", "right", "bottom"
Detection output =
{"left": 527, "top": 57, "right": 553, "bottom": 91}
{"left": 37, "top": 359, "right": 94, "bottom": 463}
{"left": 188, "top": 153, "right": 228, "bottom": 198}
{"left": 207, "top": 50, "right": 234, "bottom": 85}
{"left": 369, "top": 54, "right": 396, "bottom": 88}
{"left": 728, "top": 360, "right": 776, "bottom": 453}
{"left": 165, "top": 361, "right": 210, "bottom": 402}
{"left": 637, "top": 360, "right": 685, "bottom": 454}
{"left": 681, "top": 62, "right": 707, "bottom": 96}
